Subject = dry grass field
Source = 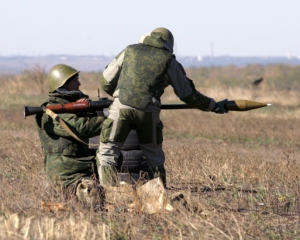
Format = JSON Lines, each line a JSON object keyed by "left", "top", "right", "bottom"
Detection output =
{"left": 0, "top": 66, "right": 299, "bottom": 239}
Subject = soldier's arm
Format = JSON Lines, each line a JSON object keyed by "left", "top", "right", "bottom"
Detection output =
{"left": 42, "top": 113, "right": 105, "bottom": 139}
{"left": 100, "top": 50, "right": 125, "bottom": 96}
{"left": 166, "top": 58, "right": 216, "bottom": 111}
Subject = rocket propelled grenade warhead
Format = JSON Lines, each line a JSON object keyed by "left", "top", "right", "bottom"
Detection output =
{"left": 225, "top": 100, "right": 271, "bottom": 111}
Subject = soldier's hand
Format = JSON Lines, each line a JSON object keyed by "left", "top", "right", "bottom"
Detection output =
{"left": 212, "top": 99, "right": 228, "bottom": 114}
{"left": 76, "top": 98, "right": 91, "bottom": 102}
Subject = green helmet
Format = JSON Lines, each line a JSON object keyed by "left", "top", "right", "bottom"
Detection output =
{"left": 151, "top": 27, "right": 174, "bottom": 49}
{"left": 47, "top": 64, "right": 80, "bottom": 92}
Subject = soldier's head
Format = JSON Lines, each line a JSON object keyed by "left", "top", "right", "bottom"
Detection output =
{"left": 47, "top": 64, "right": 80, "bottom": 92}
{"left": 151, "top": 27, "right": 174, "bottom": 50}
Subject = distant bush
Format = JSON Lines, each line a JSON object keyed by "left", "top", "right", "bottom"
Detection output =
{"left": 22, "top": 64, "right": 47, "bottom": 94}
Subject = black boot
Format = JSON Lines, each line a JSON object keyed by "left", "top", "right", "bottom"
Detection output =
{"left": 147, "top": 165, "right": 167, "bottom": 188}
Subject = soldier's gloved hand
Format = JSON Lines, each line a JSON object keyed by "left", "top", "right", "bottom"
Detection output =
{"left": 211, "top": 99, "right": 228, "bottom": 114}
{"left": 76, "top": 98, "right": 91, "bottom": 102}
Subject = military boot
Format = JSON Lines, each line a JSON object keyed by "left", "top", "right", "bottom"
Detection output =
{"left": 99, "top": 166, "right": 119, "bottom": 187}
{"left": 147, "top": 165, "right": 167, "bottom": 188}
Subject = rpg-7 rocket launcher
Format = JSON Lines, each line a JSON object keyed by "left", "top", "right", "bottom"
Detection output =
{"left": 24, "top": 98, "right": 113, "bottom": 118}
{"left": 24, "top": 99, "right": 271, "bottom": 118}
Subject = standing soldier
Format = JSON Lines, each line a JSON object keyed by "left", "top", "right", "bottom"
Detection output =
{"left": 36, "top": 64, "right": 106, "bottom": 201}
{"left": 96, "top": 27, "right": 227, "bottom": 187}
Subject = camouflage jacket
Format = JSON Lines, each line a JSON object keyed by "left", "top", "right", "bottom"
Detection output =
{"left": 100, "top": 32, "right": 216, "bottom": 111}
{"left": 35, "top": 88, "right": 105, "bottom": 188}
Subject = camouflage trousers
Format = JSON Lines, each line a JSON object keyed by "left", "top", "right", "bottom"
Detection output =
{"left": 96, "top": 98, "right": 165, "bottom": 185}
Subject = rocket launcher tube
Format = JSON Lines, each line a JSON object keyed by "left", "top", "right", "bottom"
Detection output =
{"left": 23, "top": 99, "right": 113, "bottom": 118}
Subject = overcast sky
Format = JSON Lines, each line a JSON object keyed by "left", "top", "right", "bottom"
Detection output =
{"left": 1, "top": 0, "right": 299, "bottom": 57}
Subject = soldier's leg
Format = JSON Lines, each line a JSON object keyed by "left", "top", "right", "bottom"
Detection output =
{"left": 96, "top": 99, "right": 131, "bottom": 186}
{"left": 134, "top": 108, "right": 167, "bottom": 187}
{"left": 97, "top": 142, "right": 123, "bottom": 186}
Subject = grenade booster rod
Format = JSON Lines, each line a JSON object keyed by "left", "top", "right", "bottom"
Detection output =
{"left": 161, "top": 100, "right": 271, "bottom": 111}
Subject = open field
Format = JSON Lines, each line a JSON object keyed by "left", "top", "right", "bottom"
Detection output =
{"left": 0, "top": 66, "right": 300, "bottom": 239}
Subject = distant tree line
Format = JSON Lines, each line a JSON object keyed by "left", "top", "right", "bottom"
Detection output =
{"left": 1, "top": 64, "right": 299, "bottom": 94}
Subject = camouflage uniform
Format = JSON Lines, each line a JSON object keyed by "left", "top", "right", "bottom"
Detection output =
{"left": 36, "top": 88, "right": 106, "bottom": 190}
{"left": 97, "top": 30, "right": 216, "bottom": 186}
